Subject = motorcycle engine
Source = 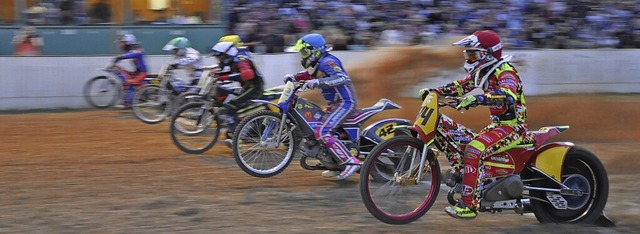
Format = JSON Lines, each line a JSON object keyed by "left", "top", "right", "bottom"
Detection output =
{"left": 300, "top": 139, "right": 339, "bottom": 169}
{"left": 443, "top": 168, "right": 463, "bottom": 193}
{"left": 482, "top": 174, "right": 524, "bottom": 201}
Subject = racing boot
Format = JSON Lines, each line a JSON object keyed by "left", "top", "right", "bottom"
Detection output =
{"left": 445, "top": 200, "right": 478, "bottom": 219}
{"left": 320, "top": 134, "right": 359, "bottom": 180}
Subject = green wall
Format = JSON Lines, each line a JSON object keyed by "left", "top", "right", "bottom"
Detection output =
{"left": 0, "top": 25, "right": 226, "bottom": 56}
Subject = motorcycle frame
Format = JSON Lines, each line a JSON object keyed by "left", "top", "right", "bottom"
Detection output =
{"left": 407, "top": 92, "right": 579, "bottom": 195}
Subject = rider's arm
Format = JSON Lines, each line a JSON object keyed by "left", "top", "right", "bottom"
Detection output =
{"left": 475, "top": 70, "right": 519, "bottom": 106}
{"left": 172, "top": 52, "right": 200, "bottom": 68}
{"left": 315, "top": 58, "right": 351, "bottom": 88}
{"left": 114, "top": 49, "right": 141, "bottom": 62}
{"left": 431, "top": 76, "right": 475, "bottom": 97}
{"left": 219, "top": 59, "right": 255, "bottom": 82}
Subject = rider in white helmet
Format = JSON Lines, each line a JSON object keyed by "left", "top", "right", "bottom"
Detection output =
{"left": 112, "top": 33, "right": 148, "bottom": 107}
{"left": 210, "top": 41, "right": 265, "bottom": 147}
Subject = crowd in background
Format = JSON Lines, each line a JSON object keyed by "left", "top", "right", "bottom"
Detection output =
{"left": 225, "top": 0, "right": 640, "bottom": 52}
{"left": 6, "top": 0, "right": 640, "bottom": 54}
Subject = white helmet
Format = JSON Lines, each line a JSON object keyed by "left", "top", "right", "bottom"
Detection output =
{"left": 119, "top": 34, "right": 137, "bottom": 44}
{"left": 211, "top": 41, "right": 239, "bottom": 67}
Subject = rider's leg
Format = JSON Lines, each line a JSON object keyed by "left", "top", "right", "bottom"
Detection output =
{"left": 316, "top": 101, "right": 358, "bottom": 180}
{"left": 223, "top": 86, "right": 261, "bottom": 148}
{"left": 123, "top": 72, "right": 147, "bottom": 107}
{"left": 445, "top": 124, "right": 525, "bottom": 219}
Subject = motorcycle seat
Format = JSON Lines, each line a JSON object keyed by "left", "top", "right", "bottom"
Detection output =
{"left": 345, "top": 98, "right": 401, "bottom": 123}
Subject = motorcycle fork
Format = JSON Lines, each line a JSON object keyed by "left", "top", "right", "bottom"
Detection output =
{"left": 400, "top": 139, "right": 434, "bottom": 185}
{"left": 259, "top": 113, "right": 289, "bottom": 148}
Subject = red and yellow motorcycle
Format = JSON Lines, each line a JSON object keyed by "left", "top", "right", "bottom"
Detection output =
{"left": 359, "top": 92, "right": 611, "bottom": 225}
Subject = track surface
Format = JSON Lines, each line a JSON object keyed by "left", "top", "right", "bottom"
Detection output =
{"left": 1, "top": 94, "right": 639, "bottom": 233}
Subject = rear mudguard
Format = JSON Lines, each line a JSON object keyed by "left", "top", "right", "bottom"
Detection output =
{"left": 531, "top": 142, "right": 575, "bottom": 181}
{"left": 361, "top": 118, "right": 411, "bottom": 144}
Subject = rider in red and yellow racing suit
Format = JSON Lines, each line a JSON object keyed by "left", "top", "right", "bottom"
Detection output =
{"left": 419, "top": 30, "right": 528, "bottom": 219}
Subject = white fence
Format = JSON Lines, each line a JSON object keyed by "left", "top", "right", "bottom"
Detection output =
{"left": 1, "top": 49, "right": 638, "bottom": 110}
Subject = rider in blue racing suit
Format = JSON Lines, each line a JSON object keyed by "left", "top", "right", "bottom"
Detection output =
{"left": 284, "top": 33, "right": 359, "bottom": 180}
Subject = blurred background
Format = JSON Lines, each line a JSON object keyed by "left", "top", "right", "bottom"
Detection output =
{"left": 1, "top": 0, "right": 639, "bottom": 55}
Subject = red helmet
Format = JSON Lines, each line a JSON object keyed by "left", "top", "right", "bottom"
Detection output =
{"left": 452, "top": 30, "right": 503, "bottom": 75}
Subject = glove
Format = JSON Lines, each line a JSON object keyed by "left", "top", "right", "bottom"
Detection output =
{"left": 456, "top": 95, "right": 478, "bottom": 110}
{"left": 418, "top": 88, "right": 430, "bottom": 100}
{"left": 301, "top": 79, "right": 319, "bottom": 90}
{"left": 168, "top": 63, "right": 179, "bottom": 70}
{"left": 283, "top": 74, "right": 295, "bottom": 84}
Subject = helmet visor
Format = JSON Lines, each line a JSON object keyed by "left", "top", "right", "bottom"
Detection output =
{"left": 294, "top": 39, "right": 312, "bottom": 58}
{"left": 463, "top": 49, "right": 484, "bottom": 63}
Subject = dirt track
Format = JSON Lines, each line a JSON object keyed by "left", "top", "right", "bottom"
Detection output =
{"left": 1, "top": 94, "right": 639, "bottom": 233}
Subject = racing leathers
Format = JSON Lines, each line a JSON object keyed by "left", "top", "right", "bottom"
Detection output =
{"left": 113, "top": 46, "right": 148, "bottom": 105}
{"left": 290, "top": 53, "right": 359, "bottom": 180}
{"left": 216, "top": 55, "right": 265, "bottom": 130}
{"left": 169, "top": 47, "right": 204, "bottom": 89}
{"left": 431, "top": 58, "right": 527, "bottom": 210}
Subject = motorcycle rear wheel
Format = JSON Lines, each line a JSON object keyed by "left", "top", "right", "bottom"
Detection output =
{"left": 232, "top": 110, "right": 296, "bottom": 178}
{"left": 530, "top": 146, "right": 609, "bottom": 224}
{"left": 359, "top": 135, "right": 441, "bottom": 225}
{"left": 170, "top": 102, "right": 221, "bottom": 154}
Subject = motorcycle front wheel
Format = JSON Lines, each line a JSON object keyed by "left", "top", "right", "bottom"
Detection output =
{"left": 131, "top": 84, "right": 172, "bottom": 124}
{"left": 170, "top": 102, "right": 221, "bottom": 154}
{"left": 172, "top": 91, "right": 204, "bottom": 114}
{"left": 232, "top": 110, "right": 297, "bottom": 178}
{"left": 359, "top": 135, "right": 441, "bottom": 225}
{"left": 84, "top": 76, "right": 121, "bottom": 108}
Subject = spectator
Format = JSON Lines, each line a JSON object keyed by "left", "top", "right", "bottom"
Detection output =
{"left": 91, "top": 0, "right": 111, "bottom": 23}
{"left": 59, "top": 0, "right": 74, "bottom": 24}
{"left": 262, "top": 24, "right": 285, "bottom": 53}
{"left": 12, "top": 26, "right": 44, "bottom": 56}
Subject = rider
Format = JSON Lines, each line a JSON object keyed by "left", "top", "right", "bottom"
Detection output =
{"left": 284, "top": 33, "right": 360, "bottom": 180}
{"left": 162, "top": 37, "right": 204, "bottom": 89}
{"left": 218, "top": 34, "right": 253, "bottom": 60}
{"left": 111, "top": 33, "right": 148, "bottom": 108}
{"left": 418, "top": 30, "right": 528, "bottom": 219}
{"left": 210, "top": 41, "right": 265, "bottom": 146}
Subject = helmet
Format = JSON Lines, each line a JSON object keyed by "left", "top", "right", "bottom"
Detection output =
{"left": 120, "top": 34, "right": 137, "bottom": 44}
{"left": 293, "top": 33, "right": 331, "bottom": 69}
{"left": 118, "top": 34, "right": 137, "bottom": 51}
{"left": 218, "top": 35, "right": 245, "bottom": 48}
{"left": 452, "top": 30, "right": 503, "bottom": 76}
{"left": 163, "top": 37, "right": 191, "bottom": 56}
{"left": 211, "top": 41, "right": 239, "bottom": 67}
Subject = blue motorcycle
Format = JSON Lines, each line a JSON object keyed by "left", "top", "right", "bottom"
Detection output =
{"left": 231, "top": 80, "right": 411, "bottom": 178}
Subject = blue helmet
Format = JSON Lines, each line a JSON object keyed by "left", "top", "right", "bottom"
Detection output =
{"left": 294, "top": 33, "right": 331, "bottom": 68}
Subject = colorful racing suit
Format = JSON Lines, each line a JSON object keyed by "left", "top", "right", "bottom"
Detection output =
{"left": 291, "top": 53, "right": 359, "bottom": 169}
{"left": 431, "top": 60, "right": 527, "bottom": 209}
{"left": 114, "top": 47, "right": 148, "bottom": 105}
{"left": 216, "top": 54, "right": 265, "bottom": 128}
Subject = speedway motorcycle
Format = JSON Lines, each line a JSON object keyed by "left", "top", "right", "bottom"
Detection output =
{"left": 83, "top": 64, "right": 155, "bottom": 108}
{"left": 359, "top": 92, "right": 610, "bottom": 225}
{"left": 131, "top": 64, "right": 218, "bottom": 124}
{"left": 169, "top": 73, "right": 283, "bottom": 154}
{"left": 230, "top": 80, "right": 411, "bottom": 178}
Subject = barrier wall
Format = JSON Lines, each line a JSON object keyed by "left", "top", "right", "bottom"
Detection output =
{"left": 0, "top": 25, "right": 226, "bottom": 56}
{"left": 1, "top": 49, "right": 639, "bottom": 111}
